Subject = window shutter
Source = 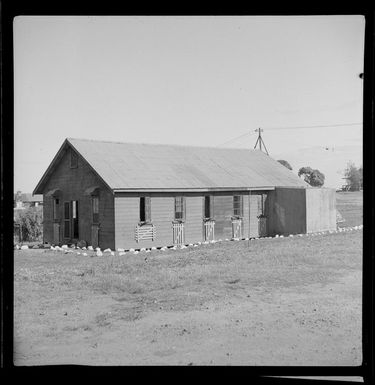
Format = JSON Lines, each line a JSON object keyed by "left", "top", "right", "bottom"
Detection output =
{"left": 53, "top": 198, "right": 59, "bottom": 220}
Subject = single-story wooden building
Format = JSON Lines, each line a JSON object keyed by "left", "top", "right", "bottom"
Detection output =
{"left": 14, "top": 191, "right": 43, "bottom": 209}
{"left": 33, "top": 138, "right": 337, "bottom": 250}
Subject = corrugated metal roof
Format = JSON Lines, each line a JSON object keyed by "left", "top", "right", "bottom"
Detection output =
{"left": 67, "top": 138, "right": 308, "bottom": 190}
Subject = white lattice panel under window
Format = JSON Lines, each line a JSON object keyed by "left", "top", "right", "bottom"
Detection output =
{"left": 232, "top": 219, "right": 243, "bottom": 239}
{"left": 135, "top": 224, "right": 156, "bottom": 242}
{"left": 172, "top": 222, "right": 185, "bottom": 245}
{"left": 204, "top": 220, "right": 215, "bottom": 241}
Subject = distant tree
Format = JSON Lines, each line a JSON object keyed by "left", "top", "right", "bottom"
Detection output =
{"left": 344, "top": 161, "right": 361, "bottom": 191}
{"left": 277, "top": 159, "right": 293, "bottom": 170}
{"left": 358, "top": 165, "right": 363, "bottom": 189}
{"left": 298, "top": 166, "right": 325, "bottom": 187}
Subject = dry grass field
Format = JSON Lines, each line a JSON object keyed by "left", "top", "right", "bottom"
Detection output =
{"left": 13, "top": 192, "right": 363, "bottom": 366}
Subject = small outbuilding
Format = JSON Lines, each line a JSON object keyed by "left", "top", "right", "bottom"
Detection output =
{"left": 33, "top": 138, "right": 337, "bottom": 249}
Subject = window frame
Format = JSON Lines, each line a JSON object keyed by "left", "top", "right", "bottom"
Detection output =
{"left": 174, "top": 196, "right": 186, "bottom": 222}
{"left": 139, "top": 196, "right": 151, "bottom": 224}
{"left": 256, "top": 193, "right": 267, "bottom": 218}
{"left": 92, "top": 195, "right": 99, "bottom": 224}
{"left": 233, "top": 195, "right": 243, "bottom": 218}
{"left": 204, "top": 195, "right": 214, "bottom": 221}
{"left": 72, "top": 200, "right": 79, "bottom": 239}
{"left": 53, "top": 197, "right": 60, "bottom": 221}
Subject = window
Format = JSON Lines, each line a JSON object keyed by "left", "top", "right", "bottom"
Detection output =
{"left": 256, "top": 194, "right": 267, "bottom": 217}
{"left": 140, "top": 196, "right": 151, "bottom": 223}
{"left": 70, "top": 150, "right": 78, "bottom": 168}
{"left": 233, "top": 195, "right": 243, "bottom": 217}
{"left": 174, "top": 197, "right": 185, "bottom": 221}
{"left": 72, "top": 200, "right": 79, "bottom": 239}
{"left": 64, "top": 202, "right": 70, "bottom": 238}
{"left": 53, "top": 198, "right": 60, "bottom": 220}
{"left": 204, "top": 196, "right": 213, "bottom": 219}
{"left": 92, "top": 196, "right": 99, "bottom": 223}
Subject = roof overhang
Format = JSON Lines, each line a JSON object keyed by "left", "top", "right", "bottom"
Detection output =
{"left": 45, "top": 188, "right": 62, "bottom": 197}
{"left": 113, "top": 186, "right": 276, "bottom": 193}
{"left": 84, "top": 186, "right": 101, "bottom": 196}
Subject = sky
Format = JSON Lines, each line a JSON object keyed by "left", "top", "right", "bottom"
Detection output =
{"left": 14, "top": 15, "right": 365, "bottom": 192}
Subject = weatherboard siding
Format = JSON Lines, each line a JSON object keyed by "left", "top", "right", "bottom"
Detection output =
{"left": 185, "top": 197, "right": 204, "bottom": 244}
{"left": 114, "top": 196, "right": 176, "bottom": 249}
{"left": 150, "top": 197, "right": 175, "bottom": 246}
{"left": 213, "top": 195, "right": 234, "bottom": 240}
{"left": 41, "top": 147, "right": 115, "bottom": 249}
{"left": 306, "top": 188, "right": 336, "bottom": 233}
{"left": 114, "top": 197, "right": 140, "bottom": 249}
{"left": 249, "top": 194, "right": 260, "bottom": 238}
{"left": 266, "top": 188, "right": 306, "bottom": 236}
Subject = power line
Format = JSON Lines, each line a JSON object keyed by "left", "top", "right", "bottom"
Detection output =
{"left": 216, "top": 121, "right": 362, "bottom": 149}
{"left": 263, "top": 122, "right": 362, "bottom": 130}
{"left": 216, "top": 131, "right": 255, "bottom": 147}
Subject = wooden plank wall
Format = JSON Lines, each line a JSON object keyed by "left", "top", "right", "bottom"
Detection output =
{"left": 42, "top": 147, "right": 115, "bottom": 249}
{"left": 185, "top": 197, "right": 203, "bottom": 244}
{"left": 266, "top": 188, "right": 306, "bottom": 236}
{"left": 305, "top": 188, "right": 336, "bottom": 233}
{"left": 114, "top": 191, "right": 269, "bottom": 249}
{"left": 150, "top": 197, "right": 175, "bottom": 246}
{"left": 242, "top": 193, "right": 250, "bottom": 238}
{"left": 213, "top": 195, "right": 234, "bottom": 240}
{"left": 249, "top": 194, "right": 260, "bottom": 238}
{"left": 114, "top": 197, "right": 140, "bottom": 249}
{"left": 115, "top": 196, "right": 175, "bottom": 249}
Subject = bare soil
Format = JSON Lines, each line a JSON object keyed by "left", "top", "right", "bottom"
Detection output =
{"left": 14, "top": 229, "right": 362, "bottom": 366}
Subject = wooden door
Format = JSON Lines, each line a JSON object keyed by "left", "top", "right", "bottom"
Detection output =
{"left": 63, "top": 201, "right": 71, "bottom": 240}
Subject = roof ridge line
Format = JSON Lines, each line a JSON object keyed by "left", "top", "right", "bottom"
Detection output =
{"left": 66, "top": 137, "right": 263, "bottom": 153}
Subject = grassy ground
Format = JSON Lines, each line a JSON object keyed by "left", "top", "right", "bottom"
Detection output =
{"left": 336, "top": 191, "right": 363, "bottom": 228}
{"left": 14, "top": 229, "right": 362, "bottom": 366}
{"left": 13, "top": 191, "right": 363, "bottom": 366}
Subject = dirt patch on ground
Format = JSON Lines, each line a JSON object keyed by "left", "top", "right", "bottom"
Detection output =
{"left": 14, "top": 231, "right": 362, "bottom": 366}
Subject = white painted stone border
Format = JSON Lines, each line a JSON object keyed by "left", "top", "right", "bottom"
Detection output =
{"left": 14, "top": 224, "right": 363, "bottom": 255}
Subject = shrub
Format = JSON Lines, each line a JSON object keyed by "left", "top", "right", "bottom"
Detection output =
{"left": 14, "top": 207, "right": 43, "bottom": 242}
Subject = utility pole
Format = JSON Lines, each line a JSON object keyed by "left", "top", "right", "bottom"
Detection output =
{"left": 253, "top": 128, "right": 269, "bottom": 155}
